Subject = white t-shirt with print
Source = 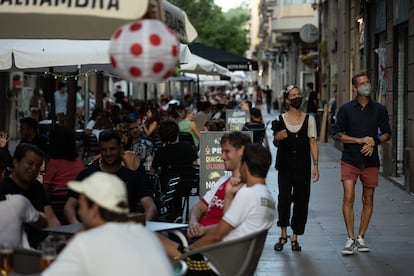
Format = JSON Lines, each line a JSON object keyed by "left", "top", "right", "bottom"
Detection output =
{"left": 223, "top": 184, "right": 275, "bottom": 242}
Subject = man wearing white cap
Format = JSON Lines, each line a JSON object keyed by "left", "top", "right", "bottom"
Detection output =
{"left": 43, "top": 172, "right": 174, "bottom": 276}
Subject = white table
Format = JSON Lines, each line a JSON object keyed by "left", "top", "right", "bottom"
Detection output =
{"left": 44, "top": 221, "right": 188, "bottom": 235}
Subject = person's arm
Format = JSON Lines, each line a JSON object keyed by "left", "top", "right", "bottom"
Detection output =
{"left": 143, "top": 121, "right": 158, "bottom": 137}
{"left": 44, "top": 205, "right": 61, "bottom": 226}
{"left": 309, "top": 137, "right": 320, "bottom": 182}
{"left": 64, "top": 197, "right": 80, "bottom": 224}
{"left": 187, "top": 201, "right": 208, "bottom": 239}
{"left": 20, "top": 196, "right": 48, "bottom": 228}
{"left": 190, "top": 220, "right": 234, "bottom": 249}
{"left": 140, "top": 196, "right": 158, "bottom": 221}
{"left": 121, "top": 150, "right": 140, "bottom": 171}
{"left": 190, "top": 121, "right": 200, "bottom": 139}
{"left": 32, "top": 212, "right": 48, "bottom": 229}
{"left": 223, "top": 177, "right": 241, "bottom": 214}
{"left": 0, "top": 131, "right": 10, "bottom": 149}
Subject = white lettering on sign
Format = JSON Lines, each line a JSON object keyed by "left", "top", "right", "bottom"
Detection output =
{"left": 231, "top": 111, "right": 246, "bottom": 117}
{"left": 0, "top": 0, "right": 146, "bottom": 20}
{"left": 0, "top": 0, "right": 119, "bottom": 9}
{"left": 227, "top": 118, "right": 245, "bottom": 124}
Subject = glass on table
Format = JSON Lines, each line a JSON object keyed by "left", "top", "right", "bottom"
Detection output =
{"left": 40, "top": 240, "right": 57, "bottom": 271}
{"left": 0, "top": 243, "right": 14, "bottom": 276}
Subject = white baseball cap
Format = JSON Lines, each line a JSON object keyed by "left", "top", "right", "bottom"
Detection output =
{"left": 68, "top": 172, "right": 129, "bottom": 214}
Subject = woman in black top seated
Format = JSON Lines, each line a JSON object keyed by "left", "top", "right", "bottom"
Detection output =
{"left": 151, "top": 119, "right": 198, "bottom": 220}
{"left": 242, "top": 108, "right": 266, "bottom": 144}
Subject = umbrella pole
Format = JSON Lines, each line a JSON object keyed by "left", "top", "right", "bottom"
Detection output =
{"left": 197, "top": 74, "right": 200, "bottom": 102}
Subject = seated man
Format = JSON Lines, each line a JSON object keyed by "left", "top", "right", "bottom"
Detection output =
{"left": 18, "top": 117, "right": 48, "bottom": 153}
{"left": 128, "top": 118, "right": 154, "bottom": 173}
{"left": 0, "top": 143, "right": 60, "bottom": 248}
{"left": 0, "top": 194, "right": 47, "bottom": 248}
{"left": 162, "top": 143, "right": 275, "bottom": 258}
{"left": 187, "top": 132, "right": 251, "bottom": 240}
{"left": 64, "top": 130, "right": 157, "bottom": 224}
{"left": 43, "top": 172, "right": 174, "bottom": 276}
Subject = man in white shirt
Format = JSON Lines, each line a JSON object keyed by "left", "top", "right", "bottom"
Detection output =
{"left": 43, "top": 172, "right": 173, "bottom": 276}
{"left": 187, "top": 132, "right": 251, "bottom": 240}
{"left": 162, "top": 143, "right": 275, "bottom": 258}
{"left": 189, "top": 143, "right": 275, "bottom": 248}
{"left": 0, "top": 194, "right": 47, "bottom": 248}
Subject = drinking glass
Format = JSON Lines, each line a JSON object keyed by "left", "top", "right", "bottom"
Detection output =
{"left": 0, "top": 243, "right": 14, "bottom": 276}
{"left": 40, "top": 240, "right": 56, "bottom": 271}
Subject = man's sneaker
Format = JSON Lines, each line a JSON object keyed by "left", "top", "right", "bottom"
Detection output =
{"left": 356, "top": 235, "right": 370, "bottom": 252}
{"left": 341, "top": 238, "right": 356, "bottom": 255}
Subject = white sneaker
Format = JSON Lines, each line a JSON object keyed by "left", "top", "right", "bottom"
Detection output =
{"left": 341, "top": 238, "right": 356, "bottom": 255}
{"left": 356, "top": 235, "right": 370, "bottom": 252}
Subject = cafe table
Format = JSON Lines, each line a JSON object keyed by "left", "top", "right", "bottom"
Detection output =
{"left": 43, "top": 221, "right": 188, "bottom": 235}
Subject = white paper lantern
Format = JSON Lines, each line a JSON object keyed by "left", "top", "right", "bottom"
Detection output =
{"left": 109, "top": 19, "right": 179, "bottom": 82}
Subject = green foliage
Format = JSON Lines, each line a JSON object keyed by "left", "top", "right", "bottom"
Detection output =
{"left": 170, "top": 0, "right": 249, "bottom": 56}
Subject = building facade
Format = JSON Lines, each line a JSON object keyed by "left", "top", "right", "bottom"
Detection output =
{"left": 257, "top": 0, "right": 414, "bottom": 194}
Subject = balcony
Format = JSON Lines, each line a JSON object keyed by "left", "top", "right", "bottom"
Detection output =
{"left": 271, "top": 2, "right": 317, "bottom": 33}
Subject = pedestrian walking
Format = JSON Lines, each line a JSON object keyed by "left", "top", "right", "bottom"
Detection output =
{"left": 332, "top": 72, "right": 391, "bottom": 255}
{"left": 264, "top": 85, "right": 273, "bottom": 114}
{"left": 272, "top": 85, "right": 319, "bottom": 252}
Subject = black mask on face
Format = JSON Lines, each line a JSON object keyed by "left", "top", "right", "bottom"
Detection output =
{"left": 289, "top": 97, "right": 302, "bottom": 109}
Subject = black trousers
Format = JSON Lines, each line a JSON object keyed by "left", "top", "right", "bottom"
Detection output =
{"left": 277, "top": 170, "right": 311, "bottom": 235}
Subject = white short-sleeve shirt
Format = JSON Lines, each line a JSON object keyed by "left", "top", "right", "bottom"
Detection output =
{"left": 222, "top": 184, "right": 275, "bottom": 242}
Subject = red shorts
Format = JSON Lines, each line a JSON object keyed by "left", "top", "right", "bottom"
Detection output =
{"left": 341, "top": 161, "right": 379, "bottom": 188}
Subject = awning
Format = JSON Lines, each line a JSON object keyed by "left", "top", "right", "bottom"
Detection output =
{"left": 188, "top": 43, "right": 258, "bottom": 71}
{"left": 180, "top": 53, "right": 231, "bottom": 76}
{"left": 0, "top": 40, "right": 190, "bottom": 71}
{"left": 0, "top": 0, "right": 197, "bottom": 42}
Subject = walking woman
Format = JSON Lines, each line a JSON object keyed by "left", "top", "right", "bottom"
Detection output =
{"left": 272, "top": 85, "right": 319, "bottom": 251}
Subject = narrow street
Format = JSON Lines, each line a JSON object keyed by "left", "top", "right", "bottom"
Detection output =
{"left": 255, "top": 108, "right": 414, "bottom": 275}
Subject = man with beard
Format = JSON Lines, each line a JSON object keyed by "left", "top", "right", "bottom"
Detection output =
{"left": 63, "top": 129, "right": 157, "bottom": 224}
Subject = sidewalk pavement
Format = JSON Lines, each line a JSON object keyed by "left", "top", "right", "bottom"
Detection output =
{"left": 255, "top": 108, "right": 414, "bottom": 276}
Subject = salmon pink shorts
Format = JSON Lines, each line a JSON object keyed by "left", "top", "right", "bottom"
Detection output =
{"left": 341, "top": 161, "right": 379, "bottom": 188}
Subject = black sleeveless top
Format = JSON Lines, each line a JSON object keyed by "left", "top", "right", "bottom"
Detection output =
{"left": 275, "top": 114, "right": 311, "bottom": 177}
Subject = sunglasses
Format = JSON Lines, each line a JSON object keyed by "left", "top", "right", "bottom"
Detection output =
{"left": 285, "top": 85, "right": 298, "bottom": 95}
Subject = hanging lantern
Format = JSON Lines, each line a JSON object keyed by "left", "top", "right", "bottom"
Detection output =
{"left": 109, "top": 19, "right": 179, "bottom": 82}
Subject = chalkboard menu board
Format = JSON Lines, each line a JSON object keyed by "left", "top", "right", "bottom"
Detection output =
{"left": 199, "top": 131, "right": 252, "bottom": 196}
{"left": 226, "top": 109, "right": 250, "bottom": 131}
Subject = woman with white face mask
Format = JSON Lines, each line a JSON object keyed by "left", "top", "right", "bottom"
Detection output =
{"left": 271, "top": 85, "right": 320, "bottom": 252}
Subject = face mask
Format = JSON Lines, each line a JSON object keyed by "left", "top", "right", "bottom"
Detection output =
{"left": 357, "top": 85, "right": 371, "bottom": 96}
{"left": 289, "top": 97, "right": 302, "bottom": 109}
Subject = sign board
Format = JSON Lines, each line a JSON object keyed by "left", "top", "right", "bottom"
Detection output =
{"left": 199, "top": 131, "right": 252, "bottom": 196}
{"left": 225, "top": 110, "right": 250, "bottom": 131}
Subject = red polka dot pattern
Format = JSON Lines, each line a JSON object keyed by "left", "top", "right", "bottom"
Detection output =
{"left": 130, "top": 44, "right": 143, "bottom": 57}
{"left": 109, "top": 19, "right": 179, "bottom": 82}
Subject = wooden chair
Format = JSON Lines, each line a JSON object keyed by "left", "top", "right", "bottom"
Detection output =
{"left": 180, "top": 230, "right": 268, "bottom": 276}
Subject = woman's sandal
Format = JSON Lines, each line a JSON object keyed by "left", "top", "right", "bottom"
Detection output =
{"left": 291, "top": 240, "right": 302, "bottom": 251}
{"left": 273, "top": 236, "right": 288, "bottom": 252}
